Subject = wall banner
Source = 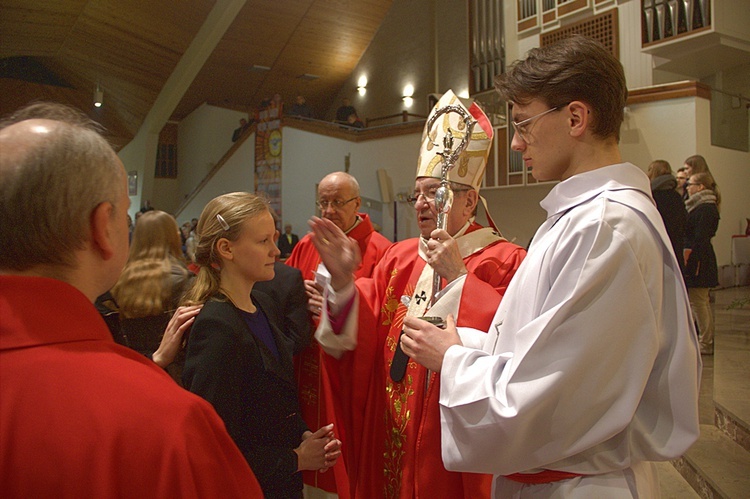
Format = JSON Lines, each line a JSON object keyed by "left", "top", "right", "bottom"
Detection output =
{"left": 255, "top": 97, "right": 283, "bottom": 225}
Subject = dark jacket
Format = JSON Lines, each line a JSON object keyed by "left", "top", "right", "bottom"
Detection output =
{"left": 335, "top": 105, "right": 357, "bottom": 122}
{"left": 183, "top": 291, "right": 307, "bottom": 498}
{"left": 254, "top": 262, "right": 312, "bottom": 355}
{"left": 684, "top": 202, "right": 720, "bottom": 288}
{"left": 278, "top": 232, "right": 299, "bottom": 259}
{"left": 651, "top": 175, "right": 687, "bottom": 271}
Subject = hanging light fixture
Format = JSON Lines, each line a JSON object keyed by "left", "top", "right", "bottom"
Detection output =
{"left": 94, "top": 83, "right": 103, "bottom": 108}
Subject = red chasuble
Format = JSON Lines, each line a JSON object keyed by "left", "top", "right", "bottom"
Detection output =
{"left": 286, "top": 213, "right": 390, "bottom": 496}
{"left": 0, "top": 275, "right": 263, "bottom": 498}
{"left": 322, "top": 223, "right": 526, "bottom": 498}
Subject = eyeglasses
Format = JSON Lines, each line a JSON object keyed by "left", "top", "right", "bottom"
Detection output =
{"left": 511, "top": 104, "right": 567, "bottom": 142}
{"left": 317, "top": 196, "right": 358, "bottom": 210}
{"left": 406, "top": 186, "right": 471, "bottom": 206}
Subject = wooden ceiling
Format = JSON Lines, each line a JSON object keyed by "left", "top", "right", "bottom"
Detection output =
{"left": 0, "top": 0, "right": 393, "bottom": 149}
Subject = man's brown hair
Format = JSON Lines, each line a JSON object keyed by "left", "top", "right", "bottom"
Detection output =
{"left": 495, "top": 35, "right": 627, "bottom": 140}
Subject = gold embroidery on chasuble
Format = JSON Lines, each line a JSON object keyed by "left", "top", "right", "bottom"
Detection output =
{"left": 299, "top": 386, "right": 317, "bottom": 406}
{"left": 381, "top": 269, "right": 400, "bottom": 327}
{"left": 381, "top": 268, "right": 411, "bottom": 329}
{"left": 381, "top": 264, "right": 418, "bottom": 498}
{"left": 384, "top": 374, "right": 414, "bottom": 498}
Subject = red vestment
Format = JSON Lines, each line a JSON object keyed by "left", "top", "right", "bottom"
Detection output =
{"left": 319, "top": 223, "right": 526, "bottom": 498}
{"left": 0, "top": 275, "right": 263, "bottom": 498}
{"left": 286, "top": 213, "right": 390, "bottom": 496}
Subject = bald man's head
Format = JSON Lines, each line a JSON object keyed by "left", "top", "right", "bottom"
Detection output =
{"left": 0, "top": 106, "right": 125, "bottom": 272}
{"left": 317, "top": 172, "right": 361, "bottom": 232}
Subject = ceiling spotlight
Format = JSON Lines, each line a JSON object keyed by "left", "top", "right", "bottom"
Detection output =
{"left": 94, "top": 83, "right": 103, "bottom": 108}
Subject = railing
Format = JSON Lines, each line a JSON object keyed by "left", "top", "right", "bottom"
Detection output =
{"left": 173, "top": 122, "right": 257, "bottom": 217}
{"left": 365, "top": 111, "right": 427, "bottom": 127}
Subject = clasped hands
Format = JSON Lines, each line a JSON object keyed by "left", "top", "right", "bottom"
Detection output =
{"left": 295, "top": 423, "right": 342, "bottom": 473}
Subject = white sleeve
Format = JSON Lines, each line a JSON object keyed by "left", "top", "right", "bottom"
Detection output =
{"left": 314, "top": 282, "right": 359, "bottom": 359}
{"left": 455, "top": 327, "right": 486, "bottom": 350}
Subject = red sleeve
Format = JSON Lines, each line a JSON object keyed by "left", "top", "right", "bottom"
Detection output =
{"left": 457, "top": 243, "right": 525, "bottom": 330}
{"left": 161, "top": 400, "right": 265, "bottom": 498}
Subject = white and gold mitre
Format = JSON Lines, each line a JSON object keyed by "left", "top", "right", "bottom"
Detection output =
{"left": 416, "top": 89, "right": 493, "bottom": 191}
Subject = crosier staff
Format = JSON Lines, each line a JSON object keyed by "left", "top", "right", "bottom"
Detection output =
{"left": 390, "top": 103, "right": 477, "bottom": 383}
{"left": 425, "top": 104, "right": 477, "bottom": 306}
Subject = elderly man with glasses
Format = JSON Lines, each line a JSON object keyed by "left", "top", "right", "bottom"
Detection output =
{"left": 285, "top": 170, "right": 391, "bottom": 497}
{"left": 307, "top": 90, "right": 525, "bottom": 498}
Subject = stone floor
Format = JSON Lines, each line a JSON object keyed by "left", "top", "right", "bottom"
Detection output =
{"left": 662, "top": 285, "right": 750, "bottom": 498}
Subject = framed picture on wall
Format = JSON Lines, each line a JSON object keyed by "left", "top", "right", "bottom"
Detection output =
{"left": 128, "top": 171, "right": 138, "bottom": 196}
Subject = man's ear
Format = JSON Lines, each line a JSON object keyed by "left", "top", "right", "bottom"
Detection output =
{"left": 464, "top": 189, "right": 479, "bottom": 216}
{"left": 90, "top": 202, "right": 115, "bottom": 260}
{"left": 567, "top": 101, "right": 590, "bottom": 138}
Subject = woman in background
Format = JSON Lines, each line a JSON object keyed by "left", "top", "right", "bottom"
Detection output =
{"left": 684, "top": 172, "right": 721, "bottom": 355}
{"left": 676, "top": 166, "right": 689, "bottom": 201}
{"left": 110, "top": 210, "right": 192, "bottom": 359}
{"left": 648, "top": 159, "right": 687, "bottom": 270}
{"left": 181, "top": 192, "right": 340, "bottom": 498}
{"left": 684, "top": 154, "right": 712, "bottom": 178}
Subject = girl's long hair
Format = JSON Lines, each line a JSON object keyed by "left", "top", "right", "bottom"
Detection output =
{"left": 111, "top": 210, "right": 187, "bottom": 317}
{"left": 685, "top": 154, "right": 710, "bottom": 175}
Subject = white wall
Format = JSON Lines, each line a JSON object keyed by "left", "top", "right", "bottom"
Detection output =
{"left": 620, "top": 94, "right": 750, "bottom": 266}
{"left": 483, "top": 183, "right": 553, "bottom": 248}
{"left": 173, "top": 120, "right": 550, "bottom": 247}
{"left": 694, "top": 97, "right": 750, "bottom": 266}
{"left": 176, "top": 103, "right": 248, "bottom": 211}
{"left": 176, "top": 137, "right": 256, "bottom": 226}
{"left": 176, "top": 125, "right": 423, "bottom": 243}
{"left": 435, "top": 0, "right": 471, "bottom": 96}
{"left": 617, "top": 0, "right": 655, "bottom": 89}
{"left": 620, "top": 97, "right": 698, "bottom": 168}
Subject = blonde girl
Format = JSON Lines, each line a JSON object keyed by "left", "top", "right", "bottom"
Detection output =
{"left": 181, "top": 192, "right": 340, "bottom": 498}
